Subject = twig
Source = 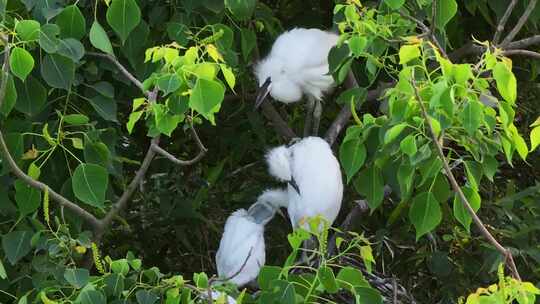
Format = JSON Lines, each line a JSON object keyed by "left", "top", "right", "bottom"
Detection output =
{"left": 152, "top": 124, "right": 208, "bottom": 165}
{"left": 493, "top": 0, "right": 518, "bottom": 45}
{"left": 392, "top": 277, "right": 398, "bottom": 304}
{"left": 503, "top": 49, "right": 540, "bottom": 60}
{"left": 506, "top": 35, "right": 540, "bottom": 49}
{"left": 324, "top": 75, "right": 392, "bottom": 147}
{"left": 261, "top": 102, "right": 297, "bottom": 141}
{"left": 410, "top": 77, "right": 521, "bottom": 280}
{"left": 399, "top": 11, "right": 448, "bottom": 58}
{"left": 86, "top": 52, "right": 145, "bottom": 94}
{"left": 500, "top": 0, "right": 538, "bottom": 47}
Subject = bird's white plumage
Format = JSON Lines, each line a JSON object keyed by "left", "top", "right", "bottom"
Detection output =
{"left": 265, "top": 137, "right": 343, "bottom": 230}
{"left": 254, "top": 28, "right": 339, "bottom": 103}
{"left": 215, "top": 209, "right": 265, "bottom": 287}
{"left": 265, "top": 146, "right": 292, "bottom": 182}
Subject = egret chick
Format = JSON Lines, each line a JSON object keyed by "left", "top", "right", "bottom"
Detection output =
{"left": 254, "top": 28, "right": 339, "bottom": 136}
{"left": 265, "top": 136, "right": 343, "bottom": 231}
{"left": 215, "top": 189, "right": 287, "bottom": 287}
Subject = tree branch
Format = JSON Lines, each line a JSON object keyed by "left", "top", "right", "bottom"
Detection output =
{"left": 506, "top": 35, "right": 540, "bottom": 49}
{"left": 500, "top": 0, "right": 538, "bottom": 47}
{"left": 399, "top": 11, "right": 448, "bottom": 58}
{"left": 151, "top": 124, "right": 208, "bottom": 166}
{"left": 86, "top": 52, "right": 146, "bottom": 94}
{"left": 324, "top": 74, "right": 392, "bottom": 147}
{"left": 411, "top": 78, "right": 521, "bottom": 280}
{"left": 493, "top": 0, "right": 518, "bottom": 45}
{"left": 503, "top": 49, "right": 540, "bottom": 60}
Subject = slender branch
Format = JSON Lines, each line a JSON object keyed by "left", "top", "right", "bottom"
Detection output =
{"left": 493, "top": 0, "right": 518, "bottom": 45}
{"left": 86, "top": 52, "right": 145, "bottom": 93}
{"left": 151, "top": 124, "right": 208, "bottom": 166}
{"left": 399, "top": 11, "right": 448, "bottom": 58}
{"left": 500, "top": 0, "right": 538, "bottom": 47}
{"left": 97, "top": 137, "right": 159, "bottom": 237}
{"left": 261, "top": 102, "right": 297, "bottom": 141}
{"left": 411, "top": 78, "right": 521, "bottom": 280}
{"left": 506, "top": 35, "right": 540, "bottom": 49}
{"left": 324, "top": 75, "right": 392, "bottom": 147}
{"left": 503, "top": 49, "right": 540, "bottom": 60}
{"left": 0, "top": 131, "right": 102, "bottom": 228}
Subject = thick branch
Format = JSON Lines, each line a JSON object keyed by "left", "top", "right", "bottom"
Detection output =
{"left": 411, "top": 79, "right": 521, "bottom": 280}
{"left": 87, "top": 52, "right": 145, "bottom": 93}
{"left": 493, "top": 0, "right": 518, "bottom": 45}
{"left": 500, "top": 0, "right": 538, "bottom": 47}
{"left": 506, "top": 35, "right": 540, "bottom": 49}
{"left": 503, "top": 49, "right": 540, "bottom": 60}
{"left": 261, "top": 102, "right": 297, "bottom": 141}
{"left": 152, "top": 125, "right": 208, "bottom": 165}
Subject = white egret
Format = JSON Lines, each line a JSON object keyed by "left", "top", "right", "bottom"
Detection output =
{"left": 254, "top": 28, "right": 339, "bottom": 136}
{"left": 265, "top": 136, "right": 343, "bottom": 231}
{"left": 215, "top": 189, "right": 287, "bottom": 287}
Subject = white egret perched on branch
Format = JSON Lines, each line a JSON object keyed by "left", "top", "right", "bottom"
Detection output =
{"left": 265, "top": 136, "right": 343, "bottom": 231}
{"left": 254, "top": 28, "right": 339, "bottom": 136}
{"left": 215, "top": 189, "right": 287, "bottom": 287}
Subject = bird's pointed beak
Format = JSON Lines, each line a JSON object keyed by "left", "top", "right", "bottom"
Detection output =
{"left": 288, "top": 178, "right": 301, "bottom": 196}
{"left": 254, "top": 77, "right": 272, "bottom": 110}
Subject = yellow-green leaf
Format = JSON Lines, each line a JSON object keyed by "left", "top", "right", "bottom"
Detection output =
{"left": 399, "top": 44, "right": 420, "bottom": 65}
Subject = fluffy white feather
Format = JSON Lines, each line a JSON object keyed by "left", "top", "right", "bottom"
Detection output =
{"left": 265, "top": 137, "right": 343, "bottom": 230}
{"left": 215, "top": 209, "right": 265, "bottom": 287}
{"left": 254, "top": 28, "right": 338, "bottom": 103}
{"left": 265, "top": 145, "right": 292, "bottom": 182}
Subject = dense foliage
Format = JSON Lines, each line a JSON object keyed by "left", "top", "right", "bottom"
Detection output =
{"left": 1, "top": 0, "right": 540, "bottom": 303}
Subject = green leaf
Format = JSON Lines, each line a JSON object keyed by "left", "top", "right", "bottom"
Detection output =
{"left": 434, "top": 0, "right": 458, "bottom": 30}
{"left": 354, "top": 166, "right": 384, "bottom": 210}
{"left": 224, "top": 0, "right": 256, "bottom": 20}
{"left": 409, "top": 192, "right": 442, "bottom": 240}
{"left": 84, "top": 141, "right": 111, "bottom": 168}
{"left": 531, "top": 126, "right": 540, "bottom": 152}
{"left": 460, "top": 100, "right": 483, "bottom": 136}
{"left": 111, "top": 259, "right": 129, "bottom": 276}
{"left": 27, "top": 163, "right": 40, "bottom": 179}
{"left": 157, "top": 74, "right": 181, "bottom": 95}
{"left": 2, "top": 231, "right": 32, "bottom": 265}
{"left": 64, "top": 114, "right": 89, "bottom": 125}
{"left": 78, "top": 290, "right": 106, "bottom": 304}
{"left": 136, "top": 290, "right": 159, "bottom": 304}
{"left": 40, "top": 54, "right": 75, "bottom": 90}
{"left": 493, "top": 62, "right": 517, "bottom": 104}
{"left": 336, "top": 87, "right": 367, "bottom": 105}
{"left": 106, "top": 0, "right": 141, "bottom": 43}
{"left": 57, "top": 38, "right": 85, "bottom": 62}
{"left": 72, "top": 163, "right": 108, "bottom": 207}
{"left": 220, "top": 64, "right": 236, "bottom": 91}
{"left": 166, "top": 22, "right": 189, "bottom": 46}
{"left": 10, "top": 47, "right": 34, "bottom": 81}
{"left": 55, "top": 5, "right": 86, "bottom": 39}
{"left": 189, "top": 78, "right": 225, "bottom": 124}
{"left": 336, "top": 267, "right": 368, "bottom": 291}
{"left": 64, "top": 268, "right": 89, "bottom": 289}
{"left": 384, "top": 0, "right": 405, "bottom": 10}
{"left": 318, "top": 266, "right": 339, "bottom": 293}
{"left": 153, "top": 104, "right": 183, "bottom": 136}
{"left": 399, "top": 44, "right": 420, "bottom": 65}
{"left": 384, "top": 123, "right": 408, "bottom": 145}
{"left": 90, "top": 21, "right": 113, "bottom": 55}
{"left": 0, "top": 259, "right": 6, "bottom": 279}
{"left": 0, "top": 75, "right": 16, "bottom": 116}
{"left": 15, "top": 180, "right": 41, "bottom": 215}
{"left": 15, "top": 76, "right": 46, "bottom": 116}
{"left": 349, "top": 36, "right": 368, "bottom": 56}
{"left": 39, "top": 24, "right": 60, "bottom": 53}
{"left": 105, "top": 273, "right": 125, "bottom": 297}
{"left": 72, "top": 137, "right": 84, "bottom": 149}
{"left": 512, "top": 130, "right": 528, "bottom": 161}
{"left": 15, "top": 20, "right": 40, "bottom": 41}
{"left": 400, "top": 135, "right": 417, "bottom": 157}
{"left": 91, "top": 81, "right": 115, "bottom": 98}
{"left": 453, "top": 187, "right": 481, "bottom": 233}
{"left": 339, "top": 138, "right": 366, "bottom": 183}
{"left": 258, "top": 266, "right": 282, "bottom": 290}
{"left": 240, "top": 28, "right": 256, "bottom": 61}
{"left": 354, "top": 286, "right": 383, "bottom": 304}
{"left": 89, "top": 95, "right": 118, "bottom": 122}
{"left": 127, "top": 111, "right": 144, "bottom": 134}
{"left": 397, "top": 163, "right": 415, "bottom": 199}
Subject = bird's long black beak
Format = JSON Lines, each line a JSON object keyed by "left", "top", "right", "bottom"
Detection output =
{"left": 288, "top": 178, "right": 301, "bottom": 196}
{"left": 254, "top": 77, "right": 272, "bottom": 110}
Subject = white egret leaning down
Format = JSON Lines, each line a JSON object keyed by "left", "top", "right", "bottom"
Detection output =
{"left": 215, "top": 189, "right": 287, "bottom": 287}
{"left": 265, "top": 136, "right": 343, "bottom": 231}
{"left": 254, "top": 28, "right": 339, "bottom": 136}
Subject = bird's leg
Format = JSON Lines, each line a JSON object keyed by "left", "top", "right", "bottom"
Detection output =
{"left": 303, "top": 97, "right": 315, "bottom": 137}
{"left": 312, "top": 99, "right": 322, "bottom": 136}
